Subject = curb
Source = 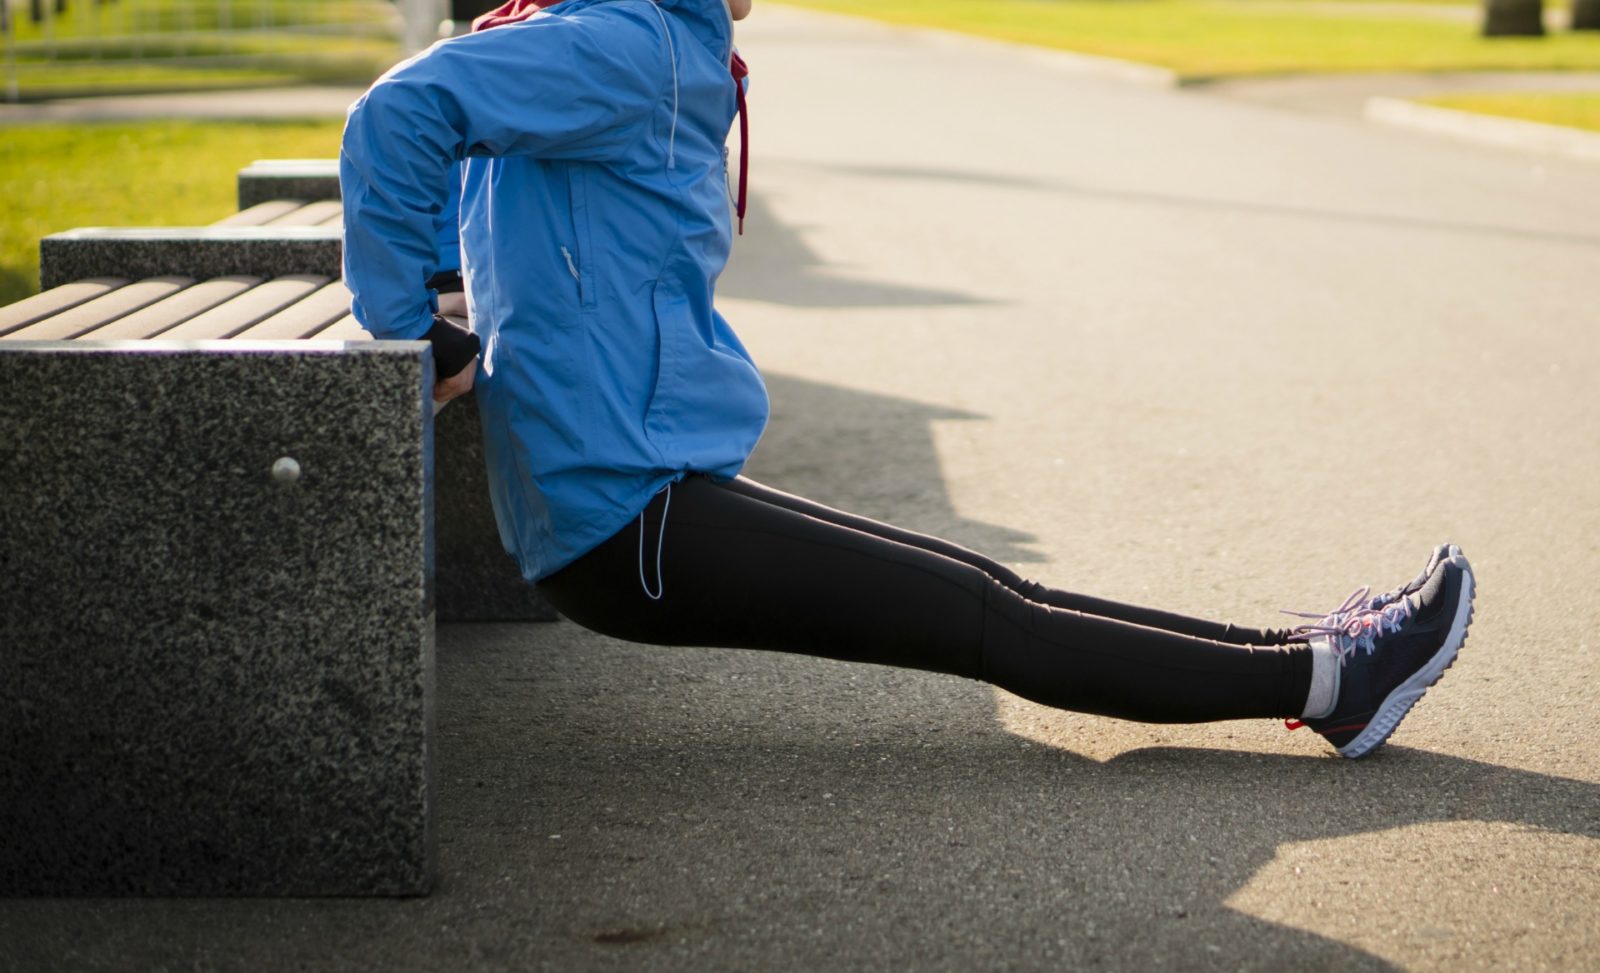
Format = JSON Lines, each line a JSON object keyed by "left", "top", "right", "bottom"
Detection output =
{"left": 1366, "top": 96, "right": 1600, "bottom": 164}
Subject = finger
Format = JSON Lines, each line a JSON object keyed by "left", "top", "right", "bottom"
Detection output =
{"left": 432, "top": 356, "right": 477, "bottom": 403}
{"left": 433, "top": 377, "right": 466, "bottom": 404}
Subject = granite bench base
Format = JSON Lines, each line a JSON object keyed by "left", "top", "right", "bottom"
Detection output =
{"left": 237, "top": 158, "right": 341, "bottom": 210}
{"left": 3, "top": 254, "right": 554, "bottom": 623}
{"left": 0, "top": 343, "right": 437, "bottom": 896}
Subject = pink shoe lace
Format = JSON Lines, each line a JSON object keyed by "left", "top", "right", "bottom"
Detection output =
{"left": 1280, "top": 587, "right": 1414, "bottom": 731}
{"left": 1284, "top": 586, "right": 1414, "bottom": 659}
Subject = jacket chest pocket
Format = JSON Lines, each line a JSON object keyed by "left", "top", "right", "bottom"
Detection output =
{"left": 564, "top": 167, "right": 598, "bottom": 312}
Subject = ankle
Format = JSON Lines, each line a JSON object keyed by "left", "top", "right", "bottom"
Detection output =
{"left": 1301, "top": 636, "right": 1340, "bottom": 719}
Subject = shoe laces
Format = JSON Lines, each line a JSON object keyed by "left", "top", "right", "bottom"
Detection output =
{"left": 1364, "top": 572, "right": 1425, "bottom": 612}
{"left": 1364, "top": 586, "right": 1405, "bottom": 611}
{"left": 1283, "top": 586, "right": 1414, "bottom": 662}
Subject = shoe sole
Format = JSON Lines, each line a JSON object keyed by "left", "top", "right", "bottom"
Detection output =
{"left": 1337, "top": 554, "right": 1475, "bottom": 759}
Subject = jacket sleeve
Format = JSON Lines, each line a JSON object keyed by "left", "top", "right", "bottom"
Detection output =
{"left": 340, "top": 8, "right": 668, "bottom": 340}
{"left": 432, "top": 162, "right": 463, "bottom": 279}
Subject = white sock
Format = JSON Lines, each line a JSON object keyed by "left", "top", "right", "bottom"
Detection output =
{"left": 1301, "top": 636, "right": 1341, "bottom": 720}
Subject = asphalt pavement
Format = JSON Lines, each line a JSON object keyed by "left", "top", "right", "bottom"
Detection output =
{"left": 2, "top": 6, "right": 1598, "bottom": 971}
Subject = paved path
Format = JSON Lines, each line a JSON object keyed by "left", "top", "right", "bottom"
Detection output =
{"left": 1206, "top": 69, "right": 1600, "bottom": 117}
{"left": 0, "top": 85, "right": 368, "bottom": 124}
{"left": 4, "top": 6, "right": 1599, "bottom": 971}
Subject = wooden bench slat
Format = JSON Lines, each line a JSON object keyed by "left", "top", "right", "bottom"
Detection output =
{"left": 213, "top": 200, "right": 307, "bottom": 228}
{"left": 157, "top": 275, "right": 332, "bottom": 340}
{"left": 77, "top": 276, "right": 264, "bottom": 339}
{"left": 264, "top": 200, "right": 344, "bottom": 227}
{"left": 234, "top": 280, "right": 353, "bottom": 340}
{"left": 1, "top": 278, "right": 194, "bottom": 342}
{"left": 0, "top": 278, "right": 128, "bottom": 336}
{"left": 311, "top": 315, "right": 371, "bottom": 341}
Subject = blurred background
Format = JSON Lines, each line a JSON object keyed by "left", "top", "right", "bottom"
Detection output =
{"left": 1, "top": 0, "right": 403, "bottom": 101}
{"left": 1, "top": 0, "right": 1596, "bottom": 299}
{"left": 0, "top": 0, "right": 525, "bottom": 102}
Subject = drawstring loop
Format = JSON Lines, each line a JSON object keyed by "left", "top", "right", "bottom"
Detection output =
{"left": 731, "top": 50, "right": 749, "bottom": 234}
{"left": 638, "top": 482, "right": 672, "bottom": 601}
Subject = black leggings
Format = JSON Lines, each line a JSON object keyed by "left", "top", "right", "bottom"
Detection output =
{"left": 538, "top": 475, "right": 1312, "bottom": 723}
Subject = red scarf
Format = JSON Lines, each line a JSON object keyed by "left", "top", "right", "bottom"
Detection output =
{"left": 473, "top": 0, "right": 750, "bottom": 232}
{"left": 471, "top": 0, "right": 561, "bottom": 31}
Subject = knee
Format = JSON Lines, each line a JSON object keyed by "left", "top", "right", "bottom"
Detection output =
{"left": 536, "top": 573, "right": 672, "bottom": 645}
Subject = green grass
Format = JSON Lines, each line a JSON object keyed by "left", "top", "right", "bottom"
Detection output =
{"left": 0, "top": 118, "right": 345, "bottom": 304}
{"left": 6, "top": 43, "right": 400, "bottom": 99}
{"left": 1421, "top": 91, "right": 1600, "bottom": 130}
{"left": 4, "top": 0, "right": 398, "bottom": 43}
{"left": 771, "top": 0, "right": 1600, "bottom": 79}
{"left": 3, "top": 0, "right": 401, "bottom": 99}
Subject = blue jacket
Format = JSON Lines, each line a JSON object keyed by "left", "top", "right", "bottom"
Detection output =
{"left": 341, "top": 0, "right": 768, "bottom": 581}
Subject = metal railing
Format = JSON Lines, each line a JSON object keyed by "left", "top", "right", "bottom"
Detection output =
{"left": 2, "top": 0, "right": 436, "bottom": 102}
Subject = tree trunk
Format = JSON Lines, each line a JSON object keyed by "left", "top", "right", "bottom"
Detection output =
{"left": 1482, "top": 0, "right": 1546, "bottom": 35}
{"left": 1572, "top": 0, "right": 1600, "bottom": 30}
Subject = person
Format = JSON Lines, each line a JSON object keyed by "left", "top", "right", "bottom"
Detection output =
{"left": 339, "top": 0, "right": 1476, "bottom": 760}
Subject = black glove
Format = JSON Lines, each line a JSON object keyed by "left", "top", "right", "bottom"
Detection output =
{"left": 422, "top": 313, "right": 481, "bottom": 381}
{"left": 425, "top": 269, "right": 465, "bottom": 295}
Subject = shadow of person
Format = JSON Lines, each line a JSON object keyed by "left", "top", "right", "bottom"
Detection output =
{"left": 751, "top": 371, "right": 1043, "bottom": 565}
{"left": 718, "top": 194, "right": 996, "bottom": 309}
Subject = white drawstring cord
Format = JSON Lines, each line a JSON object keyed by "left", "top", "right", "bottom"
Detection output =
{"left": 648, "top": 0, "right": 680, "bottom": 169}
{"left": 638, "top": 482, "right": 671, "bottom": 601}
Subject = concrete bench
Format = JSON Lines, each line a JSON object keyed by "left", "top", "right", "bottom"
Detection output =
{"left": 235, "top": 158, "right": 341, "bottom": 211}
{"left": 0, "top": 163, "right": 541, "bottom": 897}
{"left": 12, "top": 171, "right": 543, "bottom": 624}
{"left": 0, "top": 338, "right": 436, "bottom": 897}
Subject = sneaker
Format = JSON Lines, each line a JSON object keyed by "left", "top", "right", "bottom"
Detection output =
{"left": 1365, "top": 542, "right": 1462, "bottom": 610}
{"left": 1286, "top": 553, "right": 1475, "bottom": 759}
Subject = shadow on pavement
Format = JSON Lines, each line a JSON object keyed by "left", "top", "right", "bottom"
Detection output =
{"left": 794, "top": 159, "right": 1600, "bottom": 251}
{"left": 5, "top": 627, "right": 1591, "bottom": 971}
{"left": 749, "top": 371, "right": 1043, "bottom": 566}
{"left": 719, "top": 194, "right": 995, "bottom": 308}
